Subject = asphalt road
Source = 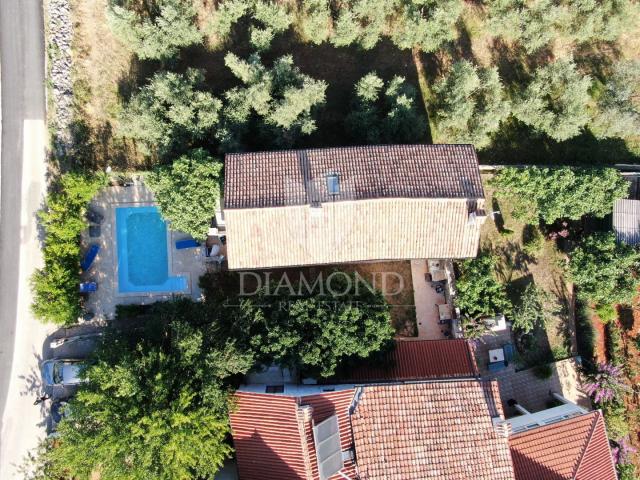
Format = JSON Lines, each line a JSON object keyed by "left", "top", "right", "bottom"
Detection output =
{"left": 0, "top": 0, "right": 51, "bottom": 477}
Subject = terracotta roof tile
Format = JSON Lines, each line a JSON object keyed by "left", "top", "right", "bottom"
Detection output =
{"left": 509, "top": 411, "right": 617, "bottom": 480}
{"left": 224, "top": 144, "right": 485, "bottom": 209}
{"left": 331, "top": 339, "right": 478, "bottom": 383}
{"left": 350, "top": 380, "right": 515, "bottom": 480}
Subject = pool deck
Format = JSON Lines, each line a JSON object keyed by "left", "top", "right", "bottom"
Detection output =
{"left": 81, "top": 184, "right": 208, "bottom": 321}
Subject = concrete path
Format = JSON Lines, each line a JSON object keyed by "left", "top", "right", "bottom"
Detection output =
{"left": 410, "top": 259, "right": 447, "bottom": 339}
{"left": 0, "top": 0, "right": 52, "bottom": 477}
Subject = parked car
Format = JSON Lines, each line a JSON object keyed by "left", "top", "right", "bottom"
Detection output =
{"left": 41, "top": 359, "right": 86, "bottom": 388}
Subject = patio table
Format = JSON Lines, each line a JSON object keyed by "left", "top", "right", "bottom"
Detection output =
{"left": 438, "top": 303, "right": 453, "bottom": 320}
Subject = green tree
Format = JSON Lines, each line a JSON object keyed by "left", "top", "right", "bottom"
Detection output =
{"left": 107, "top": 0, "right": 202, "bottom": 60}
{"left": 455, "top": 253, "right": 511, "bottom": 320}
{"left": 119, "top": 69, "right": 221, "bottom": 158}
{"left": 567, "top": 232, "right": 640, "bottom": 306}
{"left": 432, "top": 60, "right": 510, "bottom": 148}
{"left": 486, "top": 0, "right": 568, "bottom": 53}
{"left": 491, "top": 167, "right": 629, "bottom": 224}
{"left": 346, "top": 72, "right": 425, "bottom": 144}
{"left": 514, "top": 59, "right": 592, "bottom": 141}
{"left": 300, "top": 0, "right": 332, "bottom": 44}
{"left": 216, "top": 272, "right": 395, "bottom": 378}
{"left": 591, "top": 60, "right": 640, "bottom": 139}
{"left": 391, "top": 0, "right": 463, "bottom": 53}
{"left": 31, "top": 173, "right": 106, "bottom": 325}
{"left": 332, "top": 0, "right": 396, "bottom": 49}
{"left": 39, "top": 299, "right": 253, "bottom": 480}
{"left": 565, "top": 0, "right": 633, "bottom": 44}
{"left": 208, "top": 0, "right": 293, "bottom": 51}
{"left": 511, "top": 283, "right": 548, "bottom": 334}
{"left": 218, "top": 53, "right": 327, "bottom": 150}
{"left": 146, "top": 149, "right": 223, "bottom": 239}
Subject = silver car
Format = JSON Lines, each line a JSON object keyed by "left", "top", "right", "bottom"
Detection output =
{"left": 41, "top": 359, "right": 86, "bottom": 388}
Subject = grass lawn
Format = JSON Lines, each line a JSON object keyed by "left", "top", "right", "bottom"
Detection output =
{"left": 481, "top": 175, "right": 576, "bottom": 368}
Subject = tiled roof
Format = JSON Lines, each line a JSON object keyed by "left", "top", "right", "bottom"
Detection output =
{"left": 331, "top": 339, "right": 478, "bottom": 383}
{"left": 350, "top": 380, "right": 516, "bottom": 480}
{"left": 509, "top": 411, "right": 617, "bottom": 480}
{"left": 224, "top": 144, "right": 485, "bottom": 209}
{"left": 229, "top": 390, "right": 356, "bottom": 480}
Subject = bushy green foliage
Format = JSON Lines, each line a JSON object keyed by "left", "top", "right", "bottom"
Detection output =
{"left": 491, "top": 167, "right": 628, "bottom": 224}
{"left": 31, "top": 174, "right": 106, "bottom": 325}
{"left": 522, "top": 224, "right": 544, "bottom": 256}
{"left": 567, "top": 232, "right": 640, "bottom": 306}
{"left": 107, "top": 0, "right": 202, "bottom": 60}
{"left": 596, "top": 303, "right": 618, "bottom": 325}
{"left": 218, "top": 53, "right": 326, "bottom": 149}
{"left": 119, "top": 68, "right": 221, "bottom": 158}
{"left": 41, "top": 299, "right": 253, "bottom": 479}
{"left": 146, "top": 149, "right": 223, "bottom": 239}
{"left": 332, "top": 0, "right": 395, "bottom": 49}
{"left": 390, "top": 0, "right": 464, "bottom": 53}
{"left": 455, "top": 253, "right": 511, "bottom": 320}
{"left": 514, "top": 59, "right": 592, "bottom": 141}
{"left": 432, "top": 60, "right": 510, "bottom": 148}
{"left": 512, "top": 283, "right": 547, "bottom": 334}
{"left": 565, "top": 0, "right": 633, "bottom": 44}
{"left": 216, "top": 273, "right": 395, "bottom": 378}
{"left": 346, "top": 72, "right": 425, "bottom": 143}
{"left": 300, "top": 0, "right": 332, "bottom": 44}
{"left": 592, "top": 60, "right": 640, "bottom": 139}
{"left": 602, "top": 401, "right": 630, "bottom": 440}
{"left": 209, "top": 0, "right": 293, "bottom": 51}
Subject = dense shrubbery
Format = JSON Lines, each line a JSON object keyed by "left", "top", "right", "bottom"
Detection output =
{"left": 567, "top": 232, "right": 640, "bottom": 307}
{"left": 107, "top": 0, "right": 202, "bottom": 60}
{"left": 491, "top": 166, "right": 629, "bottom": 224}
{"left": 345, "top": 72, "right": 425, "bottom": 144}
{"left": 511, "top": 283, "right": 548, "bottom": 334}
{"left": 146, "top": 149, "right": 223, "bottom": 239}
{"left": 31, "top": 173, "right": 106, "bottom": 325}
{"left": 432, "top": 60, "right": 510, "bottom": 148}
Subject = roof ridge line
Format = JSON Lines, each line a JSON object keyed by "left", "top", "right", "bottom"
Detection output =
{"left": 295, "top": 400, "right": 316, "bottom": 480}
{"left": 571, "top": 411, "right": 601, "bottom": 479}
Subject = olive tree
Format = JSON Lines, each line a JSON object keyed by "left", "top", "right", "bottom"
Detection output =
{"left": 107, "top": 0, "right": 202, "bottom": 60}
{"left": 514, "top": 59, "right": 592, "bottom": 141}
{"left": 432, "top": 60, "right": 510, "bottom": 148}
{"left": 118, "top": 69, "right": 221, "bottom": 158}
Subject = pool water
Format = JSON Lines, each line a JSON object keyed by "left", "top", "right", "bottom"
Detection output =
{"left": 116, "top": 206, "right": 188, "bottom": 293}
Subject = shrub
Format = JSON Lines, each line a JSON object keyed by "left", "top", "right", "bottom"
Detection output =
{"left": 514, "top": 59, "right": 592, "bottom": 141}
{"left": 455, "top": 253, "right": 511, "bottom": 320}
{"left": 567, "top": 232, "right": 640, "bottom": 306}
{"left": 345, "top": 72, "right": 425, "bottom": 144}
{"left": 31, "top": 173, "right": 106, "bottom": 325}
{"left": 146, "top": 149, "right": 223, "bottom": 240}
{"left": 512, "top": 283, "right": 548, "bottom": 334}
{"left": 299, "top": 0, "right": 331, "bottom": 44}
{"left": 584, "top": 362, "right": 628, "bottom": 404}
{"left": 491, "top": 167, "right": 629, "bottom": 224}
{"left": 118, "top": 69, "right": 221, "bottom": 158}
{"left": 522, "top": 224, "right": 544, "bottom": 256}
{"left": 606, "top": 322, "right": 624, "bottom": 367}
{"left": 603, "top": 401, "right": 630, "bottom": 440}
{"left": 533, "top": 363, "right": 553, "bottom": 379}
{"left": 432, "top": 60, "right": 510, "bottom": 148}
{"left": 591, "top": 60, "right": 640, "bottom": 139}
{"left": 107, "top": 0, "right": 202, "bottom": 60}
{"left": 596, "top": 303, "right": 618, "bottom": 325}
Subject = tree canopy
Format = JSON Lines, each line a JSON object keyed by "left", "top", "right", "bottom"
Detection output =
{"left": 218, "top": 53, "right": 327, "bottom": 150}
{"left": 591, "top": 60, "right": 640, "bottom": 139}
{"left": 118, "top": 69, "right": 221, "bottom": 158}
{"left": 432, "top": 60, "right": 510, "bottom": 148}
{"left": 511, "top": 283, "right": 548, "bottom": 334}
{"left": 107, "top": 0, "right": 202, "bottom": 60}
{"left": 491, "top": 166, "right": 629, "bottom": 224}
{"left": 514, "top": 59, "right": 592, "bottom": 141}
{"left": 455, "top": 253, "right": 511, "bottom": 321}
{"left": 40, "top": 299, "right": 253, "bottom": 480}
{"left": 567, "top": 232, "right": 640, "bottom": 307}
{"left": 346, "top": 72, "right": 425, "bottom": 144}
{"left": 146, "top": 149, "right": 223, "bottom": 239}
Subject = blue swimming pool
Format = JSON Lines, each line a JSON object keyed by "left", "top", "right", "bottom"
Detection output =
{"left": 115, "top": 206, "right": 188, "bottom": 293}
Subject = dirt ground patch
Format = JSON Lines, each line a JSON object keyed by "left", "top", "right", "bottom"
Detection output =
{"left": 481, "top": 175, "right": 576, "bottom": 367}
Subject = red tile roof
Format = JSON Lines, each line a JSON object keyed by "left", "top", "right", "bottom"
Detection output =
{"left": 350, "top": 380, "right": 515, "bottom": 480}
{"left": 509, "top": 411, "right": 617, "bottom": 480}
{"left": 332, "top": 339, "right": 478, "bottom": 383}
{"left": 229, "top": 389, "right": 356, "bottom": 480}
{"left": 224, "top": 144, "right": 484, "bottom": 209}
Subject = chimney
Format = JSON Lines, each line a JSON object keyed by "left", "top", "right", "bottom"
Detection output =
{"left": 492, "top": 417, "right": 512, "bottom": 438}
{"left": 299, "top": 404, "right": 314, "bottom": 423}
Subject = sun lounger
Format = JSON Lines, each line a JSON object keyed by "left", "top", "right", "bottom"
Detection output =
{"left": 175, "top": 239, "right": 200, "bottom": 249}
{"left": 79, "top": 282, "right": 97, "bottom": 293}
{"left": 81, "top": 244, "right": 100, "bottom": 271}
{"left": 86, "top": 209, "right": 104, "bottom": 224}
